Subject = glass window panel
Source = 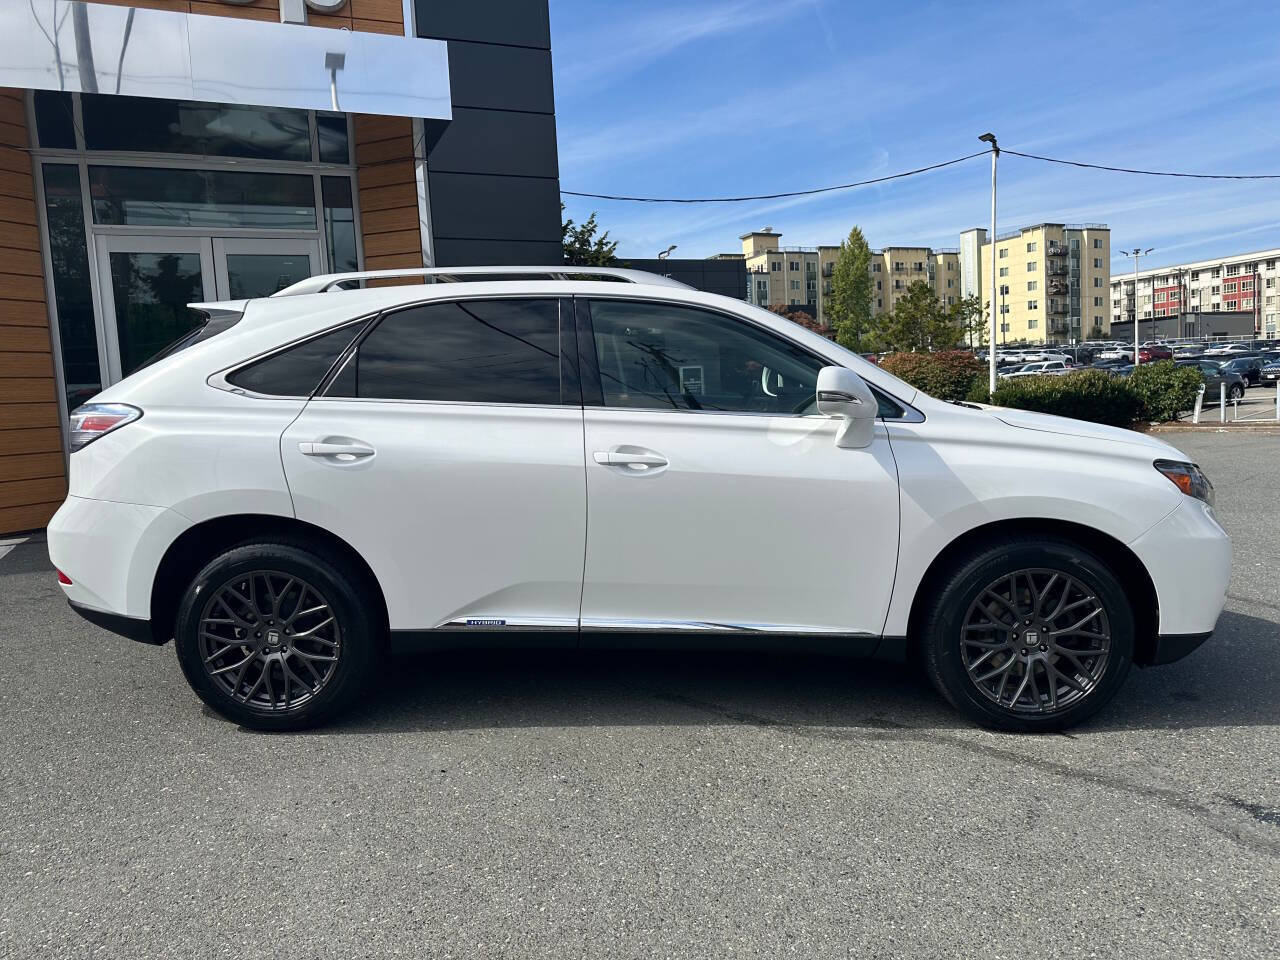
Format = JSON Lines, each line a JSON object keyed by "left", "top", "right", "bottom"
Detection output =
{"left": 321, "top": 176, "right": 358, "bottom": 273}
{"left": 317, "top": 113, "right": 350, "bottom": 165}
{"left": 589, "top": 300, "right": 823, "bottom": 415}
{"left": 328, "top": 299, "right": 560, "bottom": 404}
{"left": 34, "top": 91, "right": 76, "bottom": 149}
{"left": 81, "top": 94, "right": 311, "bottom": 161}
{"left": 225, "top": 253, "right": 314, "bottom": 299}
{"left": 90, "top": 166, "right": 316, "bottom": 229}
{"left": 228, "top": 321, "right": 368, "bottom": 397}
{"left": 108, "top": 252, "right": 207, "bottom": 377}
{"left": 41, "top": 164, "right": 100, "bottom": 410}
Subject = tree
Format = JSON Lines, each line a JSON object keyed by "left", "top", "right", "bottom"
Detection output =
{"left": 561, "top": 203, "right": 619, "bottom": 266}
{"left": 950, "top": 294, "right": 985, "bottom": 349}
{"left": 826, "top": 227, "right": 874, "bottom": 351}
{"left": 766, "top": 303, "right": 831, "bottom": 337}
{"left": 879, "top": 281, "right": 969, "bottom": 352}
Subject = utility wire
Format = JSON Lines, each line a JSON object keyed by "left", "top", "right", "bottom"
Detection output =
{"left": 560, "top": 150, "right": 989, "bottom": 203}
{"left": 1002, "top": 148, "right": 1280, "bottom": 180}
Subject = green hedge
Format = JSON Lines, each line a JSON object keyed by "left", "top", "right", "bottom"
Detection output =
{"left": 879, "top": 351, "right": 985, "bottom": 402}
{"left": 1127, "top": 360, "right": 1204, "bottom": 422}
{"left": 989, "top": 370, "right": 1143, "bottom": 427}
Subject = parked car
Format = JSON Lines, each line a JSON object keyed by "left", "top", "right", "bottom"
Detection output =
{"left": 1262, "top": 359, "right": 1280, "bottom": 383}
{"left": 1138, "top": 345, "right": 1174, "bottom": 362}
{"left": 1177, "top": 359, "right": 1246, "bottom": 399}
{"left": 1219, "top": 355, "right": 1265, "bottom": 386}
{"left": 1097, "top": 346, "right": 1134, "bottom": 362}
{"left": 1205, "top": 342, "right": 1252, "bottom": 357}
{"left": 48, "top": 267, "right": 1230, "bottom": 734}
{"left": 1003, "top": 360, "right": 1071, "bottom": 378}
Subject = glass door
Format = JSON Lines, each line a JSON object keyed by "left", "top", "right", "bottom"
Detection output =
{"left": 213, "top": 237, "right": 321, "bottom": 300}
{"left": 95, "top": 235, "right": 214, "bottom": 382}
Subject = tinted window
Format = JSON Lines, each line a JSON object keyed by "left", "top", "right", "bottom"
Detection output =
{"left": 329, "top": 299, "right": 560, "bottom": 404}
{"left": 229, "top": 322, "right": 368, "bottom": 397}
{"left": 589, "top": 300, "right": 822, "bottom": 414}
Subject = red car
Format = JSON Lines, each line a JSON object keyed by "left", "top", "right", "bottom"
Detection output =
{"left": 1138, "top": 345, "right": 1174, "bottom": 362}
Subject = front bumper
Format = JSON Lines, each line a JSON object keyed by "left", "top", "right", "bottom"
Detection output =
{"left": 1129, "top": 497, "right": 1231, "bottom": 638}
{"left": 1149, "top": 631, "right": 1214, "bottom": 665}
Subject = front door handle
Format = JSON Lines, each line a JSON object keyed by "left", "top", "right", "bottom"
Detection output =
{"left": 298, "top": 440, "right": 376, "bottom": 461}
{"left": 593, "top": 450, "right": 668, "bottom": 469}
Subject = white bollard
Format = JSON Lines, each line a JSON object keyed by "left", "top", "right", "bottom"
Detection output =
{"left": 1276, "top": 380, "right": 1279, "bottom": 422}
{"left": 1220, "top": 381, "right": 1226, "bottom": 423}
{"left": 1192, "top": 383, "right": 1205, "bottom": 424}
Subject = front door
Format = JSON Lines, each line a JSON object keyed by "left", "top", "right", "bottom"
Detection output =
{"left": 576, "top": 297, "right": 901, "bottom": 646}
{"left": 96, "top": 235, "right": 321, "bottom": 383}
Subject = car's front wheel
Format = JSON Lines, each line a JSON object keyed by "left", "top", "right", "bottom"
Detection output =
{"left": 174, "top": 540, "right": 378, "bottom": 730}
{"left": 920, "top": 537, "right": 1135, "bottom": 732}
{"left": 1228, "top": 383, "right": 1245, "bottom": 399}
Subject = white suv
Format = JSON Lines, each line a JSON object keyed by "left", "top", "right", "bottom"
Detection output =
{"left": 48, "top": 269, "right": 1231, "bottom": 732}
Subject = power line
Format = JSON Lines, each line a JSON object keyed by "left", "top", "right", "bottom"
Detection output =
{"left": 560, "top": 150, "right": 989, "bottom": 203}
{"left": 1001, "top": 148, "right": 1280, "bottom": 180}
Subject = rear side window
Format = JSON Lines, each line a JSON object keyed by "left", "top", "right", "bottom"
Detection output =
{"left": 228, "top": 321, "right": 368, "bottom": 397}
{"left": 327, "top": 298, "right": 560, "bottom": 404}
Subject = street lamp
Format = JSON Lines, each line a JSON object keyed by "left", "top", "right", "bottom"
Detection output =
{"left": 1117, "top": 247, "right": 1154, "bottom": 363}
{"left": 657, "top": 245, "right": 677, "bottom": 260}
{"left": 979, "top": 133, "right": 999, "bottom": 392}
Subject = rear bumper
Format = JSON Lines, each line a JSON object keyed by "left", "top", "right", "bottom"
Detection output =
{"left": 68, "top": 600, "right": 159, "bottom": 645}
{"left": 1148, "top": 631, "right": 1213, "bottom": 666}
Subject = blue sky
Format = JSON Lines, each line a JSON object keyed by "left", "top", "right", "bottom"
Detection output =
{"left": 550, "top": 0, "right": 1280, "bottom": 274}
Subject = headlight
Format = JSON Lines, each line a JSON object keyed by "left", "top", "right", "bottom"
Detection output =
{"left": 1153, "top": 459, "right": 1214, "bottom": 506}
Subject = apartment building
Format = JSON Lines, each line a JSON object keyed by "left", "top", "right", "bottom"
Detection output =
{"left": 741, "top": 229, "right": 821, "bottom": 316}
{"left": 742, "top": 230, "right": 959, "bottom": 327}
{"left": 960, "top": 223, "right": 1110, "bottom": 345}
{"left": 1109, "top": 247, "right": 1280, "bottom": 340}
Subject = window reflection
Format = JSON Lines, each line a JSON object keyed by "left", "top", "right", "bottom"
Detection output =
{"left": 41, "top": 164, "right": 101, "bottom": 410}
{"left": 90, "top": 166, "right": 316, "bottom": 229}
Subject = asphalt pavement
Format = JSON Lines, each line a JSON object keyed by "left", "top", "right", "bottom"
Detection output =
{"left": 1, "top": 432, "right": 1276, "bottom": 959}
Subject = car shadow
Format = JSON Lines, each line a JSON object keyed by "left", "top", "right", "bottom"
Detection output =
{"left": 317, "top": 609, "right": 1279, "bottom": 736}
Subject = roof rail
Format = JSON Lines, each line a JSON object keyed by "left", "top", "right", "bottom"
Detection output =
{"left": 272, "top": 265, "right": 692, "bottom": 297}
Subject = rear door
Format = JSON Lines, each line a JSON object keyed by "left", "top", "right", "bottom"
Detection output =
{"left": 280, "top": 296, "right": 586, "bottom": 635}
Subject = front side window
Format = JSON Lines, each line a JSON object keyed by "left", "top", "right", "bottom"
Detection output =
{"left": 588, "top": 300, "right": 823, "bottom": 415}
{"left": 329, "top": 299, "right": 561, "bottom": 404}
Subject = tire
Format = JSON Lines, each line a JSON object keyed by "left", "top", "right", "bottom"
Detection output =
{"left": 174, "top": 539, "right": 379, "bottom": 730}
{"left": 1229, "top": 384, "right": 1245, "bottom": 400}
{"left": 920, "top": 536, "right": 1134, "bottom": 732}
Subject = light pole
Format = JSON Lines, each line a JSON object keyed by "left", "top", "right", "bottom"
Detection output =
{"left": 657, "top": 245, "right": 677, "bottom": 260}
{"left": 980, "top": 133, "right": 999, "bottom": 392}
{"left": 1118, "top": 247, "right": 1153, "bottom": 363}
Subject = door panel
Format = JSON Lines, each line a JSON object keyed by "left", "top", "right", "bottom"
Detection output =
{"left": 282, "top": 402, "right": 586, "bottom": 631}
{"left": 581, "top": 409, "right": 900, "bottom": 637}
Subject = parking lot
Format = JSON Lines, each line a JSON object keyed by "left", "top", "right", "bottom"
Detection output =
{"left": 1, "top": 432, "right": 1276, "bottom": 959}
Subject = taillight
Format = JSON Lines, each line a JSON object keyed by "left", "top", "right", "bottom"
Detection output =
{"left": 57, "top": 570, "right": 72, "bottom": 585}
{"left": 68, "top": 403, "right": 142, "bottom": 452}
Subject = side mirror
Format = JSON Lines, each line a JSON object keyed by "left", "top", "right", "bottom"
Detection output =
{"left": 816, "top": 366, "right": 877, "bottom": 449}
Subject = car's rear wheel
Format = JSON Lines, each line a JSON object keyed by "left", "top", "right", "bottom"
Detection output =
{"left": 174, "top": 540, "right": 377, "bottom": 730}
{"left": 921, "top": 537, "right": 1134, "bottom": 732}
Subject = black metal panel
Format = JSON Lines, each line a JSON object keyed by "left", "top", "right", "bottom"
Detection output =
{"left": 622, "top": 258, "right": 750, "bottom": 300}
{"left": 442, "top": 41, "right": 555, "bottom": 114}
{"left": 429, "top": 172, "right": 561, "bottom": 243}
{"left": 415, "top": 0, "right": 551, "bottom": 49}
{"left": 432, "top": 238, "right": 565, "bottom": 267}
{"left": 424, "top": 109, "right": 558, "bottom": 179}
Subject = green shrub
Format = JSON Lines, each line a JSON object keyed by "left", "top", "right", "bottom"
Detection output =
{"left": 1127, "top": 360, "right": 1203, "bottom": 421}
{"left": 879, "top": 350, "right": 985, "bottom": 402}
{"left": 989, "top": 370, "right": 1142, "bottom": 427}
{"left": 965, "top": 380, "right": 992, "bottom": 404}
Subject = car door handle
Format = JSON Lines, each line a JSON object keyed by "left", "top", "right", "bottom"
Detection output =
{"left": 593, "top": 450, "right": 668, "bottom": 468}
{"left": 298, "top": 440, "right": 376, "bottom": 460}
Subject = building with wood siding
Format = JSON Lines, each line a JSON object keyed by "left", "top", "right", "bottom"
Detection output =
{"left": 0, "top": 0, "right": 561, "bottom": 535}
